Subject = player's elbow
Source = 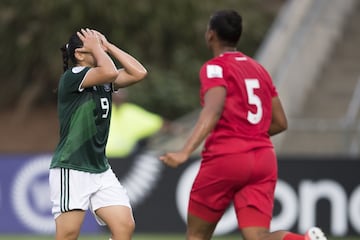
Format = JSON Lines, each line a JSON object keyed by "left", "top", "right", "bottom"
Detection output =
{"left": 134, "top": 68, "right": 148, "bottom": 81}
{"left": 276, "top": 116, "right": 288, "bottom": 133}
{"left": 269, "top": 117, "right": 288, "bottom": 136}
{"left": 278, "top": 118, "right": 288, "bottom": 132}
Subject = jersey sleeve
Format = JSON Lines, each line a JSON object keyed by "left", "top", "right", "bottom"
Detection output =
{"left": 199, "top": 61, "right": 228, "bottom": 105}
{"left": 63, "top": 67, "right": 91, "bottom": 93}
{"left": 270, "top": 83, "right": 278, "bottom": 98}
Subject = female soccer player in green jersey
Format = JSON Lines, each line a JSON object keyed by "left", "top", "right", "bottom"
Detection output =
{"left": 50, "top": 28, "right": 147, "bottom": 240}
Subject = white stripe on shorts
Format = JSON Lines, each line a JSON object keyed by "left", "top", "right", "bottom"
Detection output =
{"left": 60, "top": 168, "right": 70, "bottom": 212}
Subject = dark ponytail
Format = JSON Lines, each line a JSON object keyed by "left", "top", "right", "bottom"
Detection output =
{"left": 60, "top": 44, "right": 69, "bottom": 72}
{"left": 60, "top": 31, "right": 84, "bottom": 72}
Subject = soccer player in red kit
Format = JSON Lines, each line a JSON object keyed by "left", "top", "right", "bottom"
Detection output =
{"left": 160, "top": 9, "right": 327, "bottom": 240}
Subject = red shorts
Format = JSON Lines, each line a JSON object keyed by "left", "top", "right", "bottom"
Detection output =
{"left": 188, "top": 147, "right": 277, "bottom": 229}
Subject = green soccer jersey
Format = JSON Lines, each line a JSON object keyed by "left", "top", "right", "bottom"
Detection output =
{"left": 50, "top": 66, "right": 113, "bottom": 173}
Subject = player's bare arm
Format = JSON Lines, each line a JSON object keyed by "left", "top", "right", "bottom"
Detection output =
{"left": 94, "top": 31, "right": 147, "bottom": 89}
{"left": 77, "top": 29, "right": 118, "bottom": 88}
{"left": 268, "top": 96, "right": 287, "bottom": 136}
{"left": 160, "top": 86, "right": 226, "bottom": 168}
{"left": 111, "top": 48, "right": 148, "bottom": 89}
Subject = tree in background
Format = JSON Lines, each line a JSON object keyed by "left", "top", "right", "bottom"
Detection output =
{"left": 0, "top": 0, "right": 283, "bottom": 120}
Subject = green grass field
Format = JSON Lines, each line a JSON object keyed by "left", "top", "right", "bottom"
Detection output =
{"left": 0, "top": 234, "right": 358, "bottom": 240}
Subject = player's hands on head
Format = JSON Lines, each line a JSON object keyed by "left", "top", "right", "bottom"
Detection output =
{"left": 93, "top": 30, "right": 111, "bottom": 52}
{"left": 76, "top": 28, "right": 102, "bottom": 53}
{"left": 159, "top": 151, "right": 189, "bottom": 168}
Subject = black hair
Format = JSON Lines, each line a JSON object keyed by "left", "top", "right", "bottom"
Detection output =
{"left": 60, "top": 31, "right": 83, "bottom": 72}
{"left": 209, "top": 10, "right": 242, "bottom": 47}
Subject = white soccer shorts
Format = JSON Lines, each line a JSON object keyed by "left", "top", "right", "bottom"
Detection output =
{"left": 49, "top": 167, "right": 132, "bottom": 225}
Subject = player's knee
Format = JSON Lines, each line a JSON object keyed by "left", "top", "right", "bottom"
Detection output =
{"left": 110, "top": 218, "right": 135, "bottom": 239}
{"left": 56, "top": 228, "right": 81, "bottom": 240}
{"left": 125, "top": 218, "right": 135, "bottom": 232}
{"left": 187, "top": 228, "right": 213, "bottom": 240}
{"left": 55, "top": 222, "right": 82, "bottom": 240}
{"left": 117, "top": 218, "right": 135, "bottom": 232}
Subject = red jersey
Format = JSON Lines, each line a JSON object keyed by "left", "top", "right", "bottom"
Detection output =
{"left": 199, "top": 51, "right": 278, "bottom": 157}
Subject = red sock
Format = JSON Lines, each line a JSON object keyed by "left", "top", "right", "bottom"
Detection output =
{"left": 283, "top": 232, "right": 304, "bottom": 240}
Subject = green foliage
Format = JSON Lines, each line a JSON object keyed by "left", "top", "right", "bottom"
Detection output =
{"left": 0, "top": 0, "right": 283, "bottom": 119}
